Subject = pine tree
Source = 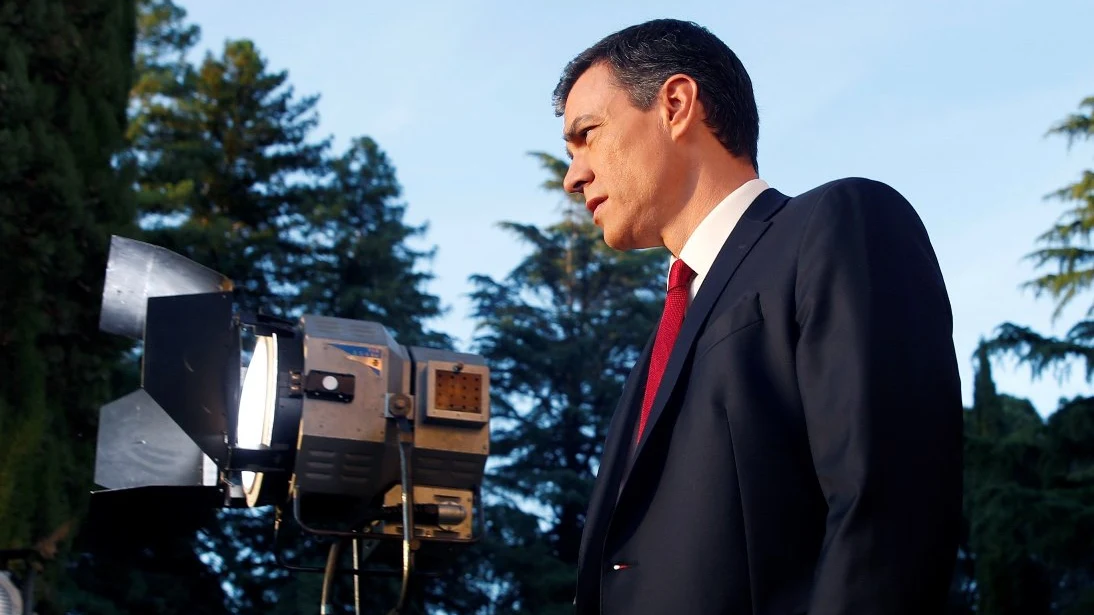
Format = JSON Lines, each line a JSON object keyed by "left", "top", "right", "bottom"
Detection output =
{"left": 0, "top": 1, "right": 221, "bottom": 613}
{"left": 110, "top": 3, "right": 460, "bottom": 612}
{"left": 295, "top": 135, "right": 450, "bottom": 349}
{"left": 960, "top": 340, "right": 1094, "bottom": 614}
{"left": 988, "top": 96, "right": 1094, "bottom": 381}
{"left": 1024, "top": 97, "right": 1094, "bottom": 319}
{"left": 128, "top": 18, "right": 327, "bottom": 313}
{"left": 465, "top": 152, "right": 666, "bottom": 612}
{"left": 977, "top": 94, "right": 1094, "bottom": 614}
{"left": 964, "top": 344, "right": 1053, "bottom": 615}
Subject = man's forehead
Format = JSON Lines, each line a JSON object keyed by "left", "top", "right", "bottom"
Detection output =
{"left": 562, "top": 63, "right": 617, "bottom": 122}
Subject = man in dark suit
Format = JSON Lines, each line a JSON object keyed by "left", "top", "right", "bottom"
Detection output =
{"left": 553, "top": 19, "right": 963, "bottom": 615}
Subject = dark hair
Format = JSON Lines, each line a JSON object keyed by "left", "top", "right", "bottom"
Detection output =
{"left": 553, "top": 19, "right": 759, "bottom": 170}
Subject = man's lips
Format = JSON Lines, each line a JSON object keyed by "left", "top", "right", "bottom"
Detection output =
{"left": 586, "top": 196, "right": 606, "bottom": 214}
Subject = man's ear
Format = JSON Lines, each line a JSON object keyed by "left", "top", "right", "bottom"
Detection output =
{"left": 659, "top": 74, "right": 702, "bottom": 140}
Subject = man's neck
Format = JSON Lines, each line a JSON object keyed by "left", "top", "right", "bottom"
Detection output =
{"left": 661, "top": 159, "right": 758, "bottom": 257}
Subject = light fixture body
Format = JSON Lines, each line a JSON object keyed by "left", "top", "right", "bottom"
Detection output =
{"left": 91, "top": 236, "right": 490, "bottom": 552}
{"left": 290, "top": 316, "right": 489, "bottom": 541}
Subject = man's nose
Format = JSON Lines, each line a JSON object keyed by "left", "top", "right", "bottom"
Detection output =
{"left": 563, "top": 159, "right": 591, "bottom": 195}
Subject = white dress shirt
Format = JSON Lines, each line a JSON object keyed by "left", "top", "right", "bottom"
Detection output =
{"left": 671, "top": 178, "right": 770, "bottom": 301}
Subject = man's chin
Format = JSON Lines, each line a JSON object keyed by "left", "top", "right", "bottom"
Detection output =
{"left": 599, "top": 228, "right": 627, "bottom": 251}
{"left": 600, "top": 228, "right": 647, "bottom": 252}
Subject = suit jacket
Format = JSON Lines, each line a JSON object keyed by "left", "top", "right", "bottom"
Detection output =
{"left": 575, "top": 178, "right": 963, "bottom": 615}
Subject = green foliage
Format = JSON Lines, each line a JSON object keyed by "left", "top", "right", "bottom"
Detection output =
{"left": 964, "top": 346, "right": 1094, "bottom": 614}
{"left": 985, "top": 322, "right": 1094, "bottom": 383}
{"left": 127, "top": 16, "right": 327, "bottom": 313}
{"left": 0, "top": 0, "right": 140, "bottom": 611}
{"left": 465, "top": 152, "right": 666, "bottom": 611}
{"left": 1024, "top": 97, "right": 1094, "bottom": 320}
{"left": 294, "top": 135, "right": 450, "bottom": 348}
{"left": 0, "top": 1, "right": 457, "bottom": 612}
{"left": 77, "top": 2, "right": 453, "bottom": 613}
{"left": 976, "top": 93, "right": 1094, "bottom": 614}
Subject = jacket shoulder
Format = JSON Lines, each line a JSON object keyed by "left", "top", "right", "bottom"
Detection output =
{"left": 791, "top": 176, "right": 905, "bottom": 205}
{"left": 781, "top": 177, "right": 914, "bottom": 223}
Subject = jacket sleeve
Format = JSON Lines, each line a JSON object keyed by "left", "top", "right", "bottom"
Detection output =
{"left": 793, "top": 178, "right": 963, "bottom": 614}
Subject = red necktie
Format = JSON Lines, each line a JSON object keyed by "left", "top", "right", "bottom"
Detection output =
{"left": 635, "top": 259, "right": 695, "bottom": 443}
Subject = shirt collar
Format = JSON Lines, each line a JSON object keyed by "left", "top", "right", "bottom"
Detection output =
{"left": 670, "top": 178, "right": 770, "bottom": 293}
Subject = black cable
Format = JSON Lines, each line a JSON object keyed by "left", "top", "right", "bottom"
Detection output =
{"left": 389, "top": 417, "right": 415, "bottom": 615}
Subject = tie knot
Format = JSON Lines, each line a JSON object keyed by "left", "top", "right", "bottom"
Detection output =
{"left": 668, "top": 259, "right": 695, "bottom": 291}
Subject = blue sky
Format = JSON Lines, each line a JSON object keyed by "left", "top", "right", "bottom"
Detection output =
{"left": 180, "top": 0, "right": 1094, "bottom": 414}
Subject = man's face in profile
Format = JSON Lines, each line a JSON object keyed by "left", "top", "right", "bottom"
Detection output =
{"left": 562, "top": 63, "right": 677, "bottom": 251}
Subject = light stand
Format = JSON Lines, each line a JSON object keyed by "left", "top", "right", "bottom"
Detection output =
{"left": 315, "top": 405, "right": 422, "bottom": 615}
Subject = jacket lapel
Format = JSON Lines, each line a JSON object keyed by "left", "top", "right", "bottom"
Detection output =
{"left": 578, "top": 332, "right": 654, "bottom": 569}
{"left": 615, "top": 188, "right": 790, "bottom": 499}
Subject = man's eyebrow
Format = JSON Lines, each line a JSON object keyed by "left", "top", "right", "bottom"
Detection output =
{"left": 562, "top": 114, "right": 598, "bottom": 143}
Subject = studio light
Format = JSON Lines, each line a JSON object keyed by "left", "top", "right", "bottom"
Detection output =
{"left": 91, "top": 236, "right": 491, "bottom": 613}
